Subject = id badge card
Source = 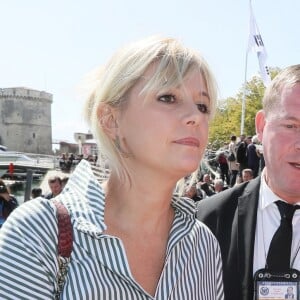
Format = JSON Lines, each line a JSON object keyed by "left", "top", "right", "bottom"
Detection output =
{"left": 254, "top": 269, "right": 300, "bottom": 300}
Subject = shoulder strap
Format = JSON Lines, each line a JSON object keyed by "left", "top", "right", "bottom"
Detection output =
{"left": 53, "top": 200, "right": 73, "bottom": 299}
{"left": 54, "top": 200, "right": 73, "bottom": 257}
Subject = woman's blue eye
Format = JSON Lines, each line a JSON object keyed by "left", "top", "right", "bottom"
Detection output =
{"left": 196, "top": 103, "right": 209, "bottom": 114}
{"left": 158, "top": 94, "right": 176, "bottom": 103}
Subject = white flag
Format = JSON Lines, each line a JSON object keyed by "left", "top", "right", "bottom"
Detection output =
{"left": 248, "top": 1, "right": 271, "bottom": 86}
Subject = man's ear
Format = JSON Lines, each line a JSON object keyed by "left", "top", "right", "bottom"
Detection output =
{"left": 255, "top": 110, "right": 266, "bottom": 143}
{"left": 97, "top": 104, "right": 119, "bottom": 138}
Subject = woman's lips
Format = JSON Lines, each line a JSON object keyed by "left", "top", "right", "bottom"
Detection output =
{"left": 173, "top": 138, "right": 200, "bottom": 147}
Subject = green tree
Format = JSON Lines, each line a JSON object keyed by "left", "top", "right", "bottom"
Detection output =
{"left": 209, "top": 67, "right": 281, "bottom": 148}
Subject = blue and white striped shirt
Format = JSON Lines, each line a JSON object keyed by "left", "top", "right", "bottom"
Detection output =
{"left": 0, "top": 160, "right": 224, "bottom": 299}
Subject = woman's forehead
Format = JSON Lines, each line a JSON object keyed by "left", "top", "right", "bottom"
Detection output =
{"left": 139, "top": 64, "right": 205, "bottom": 90}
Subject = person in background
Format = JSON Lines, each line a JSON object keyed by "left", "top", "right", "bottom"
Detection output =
{"left": 31, "top": 187, "right": 43, "bottom": 199}
{"left": 213, "top": 179, "right": 226, "bottom": 193}
{"left": 228, "top": 135, "right": 239, "bottom": 186}
{"left": 236, "top": 134, "right": 248, "bottom": 174}
{"left": 45, "top": 176, "right": 63, "bottom": 199}
{"left": 184, "top": 183, "right": 206, "bottom": 202}
{"left": 246, "top": 136, "right": 261, "bottom": 178}
{"left": 59, "top": 153, "right": 67, "bottom": 171}
{"left": 66, "top": 153, "right": 75, "bottom": 172}
{"left": 253, "top": 135, "right": 265, "bottom": 175}
{"left": 198, "top": 182, "right": 215, "bottom": 197}
{"left": 241, "top": 168, "right": 254, "bottom": 182}
{"left": 217, "top": 151, "right": 230, "bottom": 185}
{"left": 201, "top": 173, "right": 216, "bottom": 196}
{"left": 0, "top": 36, "right": 223, "bottom": 299}
{"left": 197, "top": 64, "right": 300, "bottom": 300}
{"left": 0, "top": 179, "right": 18, "bottom": 228}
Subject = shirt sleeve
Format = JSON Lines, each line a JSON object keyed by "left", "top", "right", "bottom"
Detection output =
{"left": 0, "top": 199, "right": 59, "bottom": 300}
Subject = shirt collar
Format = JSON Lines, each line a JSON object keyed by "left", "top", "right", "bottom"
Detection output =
{"left": 260, "top": 170, "right": 280, "bottom": 210}
{"left": 58, "top": 159, "right": 107, "bottom": 235}
{"left": 60, "top": 160, "right": 196, "bottom": 236}
{"left": 260, "top": 169, "right": 300, "bottom": 209}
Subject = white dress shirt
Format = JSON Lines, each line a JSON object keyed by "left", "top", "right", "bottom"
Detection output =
{"left": 253, "top": 172, "right": 300, "bottom": 274}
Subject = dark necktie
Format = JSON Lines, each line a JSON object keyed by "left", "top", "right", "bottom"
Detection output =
{"left": 266, "top": 201, "right": 300, "bottom": 271}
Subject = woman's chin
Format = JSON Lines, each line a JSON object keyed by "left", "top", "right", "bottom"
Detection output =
{"left": 175, "top": 163, "right": 199, "bottom": 177}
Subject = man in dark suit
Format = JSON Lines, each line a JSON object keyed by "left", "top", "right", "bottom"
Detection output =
{"left": 197, "top": 65, "right": 300, "bottom": 300}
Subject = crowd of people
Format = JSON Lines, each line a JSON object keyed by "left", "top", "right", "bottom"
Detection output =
{"left": 0, "top": 152, "right": 102, "bottom": 228}
{"left": 184, "top": 133, "right": 262, "bottom": 203}
{"left": 0, "top": 174, "right": 70, "bottom": 228}
{"left": 58, "top": 152, "right": 98, "bottom": 172}
{"left": 216, "top": 134, "right": 263, "bottom": 186}
{"left": 0, "top": 35, "right": 298, "bottom": 300}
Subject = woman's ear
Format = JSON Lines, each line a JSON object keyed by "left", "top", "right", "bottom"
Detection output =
{"left": 97, "top": 104, "right": 119, "bottom": 138}
{"left": 255, "top": 110, "right": 266, "bottom": 143}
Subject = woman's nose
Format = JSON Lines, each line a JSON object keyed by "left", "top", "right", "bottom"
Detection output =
{"left": 185, "top": 103, "right": 202, "bottom": 126}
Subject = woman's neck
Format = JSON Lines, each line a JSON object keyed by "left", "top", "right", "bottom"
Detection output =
{"left": 102, "top": 172, "right": 176, "bottom": 233}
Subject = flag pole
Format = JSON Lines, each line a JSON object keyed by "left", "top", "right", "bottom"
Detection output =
{"left": 241, "top": 47, "right": 249, "bottom": 135}
{"left": 241, "top": 0, "right": 251, "bottom": 135}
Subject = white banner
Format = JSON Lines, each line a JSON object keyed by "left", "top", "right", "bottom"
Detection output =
{"left": 248, "top": 1, "right": 271, "bottom": 86}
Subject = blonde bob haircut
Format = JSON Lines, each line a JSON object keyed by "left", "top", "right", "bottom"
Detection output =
{"left": 84, "top": 36, "right": 218, "bottom": 181}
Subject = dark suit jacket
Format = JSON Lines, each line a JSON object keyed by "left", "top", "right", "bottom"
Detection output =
{"left": 197, "top": 177, "right": 261, "bottom": 300}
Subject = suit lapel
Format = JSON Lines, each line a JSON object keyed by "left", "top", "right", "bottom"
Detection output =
{"left": 237, "top": 177, "right": 261, "bottom": 297}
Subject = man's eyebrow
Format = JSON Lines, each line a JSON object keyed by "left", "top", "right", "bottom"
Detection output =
{"left": 282, "top": 115, "right": 300, "bottom": 122}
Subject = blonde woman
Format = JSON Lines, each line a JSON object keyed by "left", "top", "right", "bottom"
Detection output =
{"left": 0, "top": 36, "right": 224, "bottom": 299}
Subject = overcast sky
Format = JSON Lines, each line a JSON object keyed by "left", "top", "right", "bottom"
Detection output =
{"left": 1, "top": 0, "right": 299, "bottom": 142}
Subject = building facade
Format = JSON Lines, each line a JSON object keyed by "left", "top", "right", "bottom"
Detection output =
{"left": 0, "top": 87, "right": 53, "bottom": 154}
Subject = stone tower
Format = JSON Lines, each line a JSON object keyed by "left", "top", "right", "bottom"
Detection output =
{"left": 0, "top": 87, "right": 53, "bottom": 154}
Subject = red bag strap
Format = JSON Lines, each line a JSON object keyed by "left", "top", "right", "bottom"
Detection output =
{"left": 53, "top": 200, "right": 73, "bottom": 257}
